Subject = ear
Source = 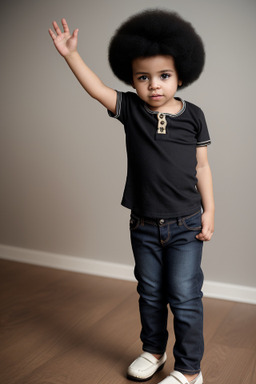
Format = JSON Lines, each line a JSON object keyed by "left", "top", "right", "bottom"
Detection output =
{"left": 178, "top": 80, "right": 183, "bottom": 87}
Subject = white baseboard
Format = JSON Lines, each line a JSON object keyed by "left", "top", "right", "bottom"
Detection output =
{"left": 0, "top": 244, "right": 255, "bottom": 305}
{"left": 0, "top": 244, "right": 135, "bottom": 281}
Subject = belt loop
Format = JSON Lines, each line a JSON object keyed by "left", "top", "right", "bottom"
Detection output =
{"left": 141, "top": 218, "right": 144, "bottom": 226}
{"left": 177, "top": 218, "right": 183, "bottom": 226}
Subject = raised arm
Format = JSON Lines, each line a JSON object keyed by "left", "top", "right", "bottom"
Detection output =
{"left": 48, "top": 18, "right": 117, "bottom": 114}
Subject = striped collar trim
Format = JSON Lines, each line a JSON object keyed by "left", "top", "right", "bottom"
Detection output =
{"left": 144, "top": 98, "right": 186, "bottom": 117}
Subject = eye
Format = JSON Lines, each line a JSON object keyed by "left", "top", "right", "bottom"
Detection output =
{"left": 138, "top": 75, "right": 149, "bottom": 81}
{"left": 160, "top": 73, "right": 171, "bottom": 80}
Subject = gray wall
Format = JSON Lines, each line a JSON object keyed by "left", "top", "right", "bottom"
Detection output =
{"left": 0, "top": 0, "right": 255, "bottom": 287}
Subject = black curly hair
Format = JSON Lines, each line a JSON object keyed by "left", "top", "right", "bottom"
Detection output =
{"left": 108, "top": 9, "right": 205, "bottom": 89}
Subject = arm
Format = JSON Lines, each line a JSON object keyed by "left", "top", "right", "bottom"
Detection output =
{"left": 48, "top": 18, "right": 117, "bottom": 114}
{"left": 196, "top": 146, "right": 215, "bottom": 241}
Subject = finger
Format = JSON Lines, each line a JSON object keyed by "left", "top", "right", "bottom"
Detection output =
{"left": 196, "top": 229, "right": 207, "bottom": 241}
{"left": 196, "top": 233, "right": 204, "bottom": 241}
{"left": 196, "top": 231, "right": 213, "bottom": 241}
{"left": 61, "top": 18, "right": 70, "bottom": 33}
{"left": 48, "top": 28, "right": 56, "bottom": 40}
{"left": 72, "top": 28, "right": 79, "bottom": 38}
{"left": 52, "top": 20, "right": 62, "bottom": 35}
{"left": 207, "top": 232, "right": 214, "bottom": 241}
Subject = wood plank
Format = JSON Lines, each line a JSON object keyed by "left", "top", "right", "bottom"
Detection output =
{"left": 1, "top": 260, "right": 255, "bottom": 384}
{"left": 203, "top": 297, "right": 236, "bottom": 344}
{"left": 0, "top": 261, "right": 137, "bottom": 384}
{"left": 211, "top": 301, "right": 256, "bottom": 349}
{"left": 203, "top": 345, "right": 255, "bottom": 384}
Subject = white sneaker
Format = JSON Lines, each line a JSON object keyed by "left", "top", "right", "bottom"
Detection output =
{"left": 127, "top": 352, "right": 167, "bottom": 381}
{"left": 157, "top": 370, "right": 203, "bottom": 384}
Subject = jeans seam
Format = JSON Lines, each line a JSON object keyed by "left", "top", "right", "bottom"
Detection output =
{"left": 181, "top": 210, "right": 202, "bottom": 231}
{"left": 160, "top": 225, "right": 171, "bottom": 245}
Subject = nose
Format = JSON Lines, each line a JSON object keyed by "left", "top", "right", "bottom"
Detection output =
{"left": 149, "top": 78, "right": 159, "bottom": 90}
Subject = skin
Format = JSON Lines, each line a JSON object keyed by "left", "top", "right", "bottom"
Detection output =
{"left": 132, "top": 55, "right": 183, "bottom": 114}
{"left": 48, "top": 19, "right": 117, "bottom": 114}
{"left": 49, "top": 19, "right": 214, "bottom": 382}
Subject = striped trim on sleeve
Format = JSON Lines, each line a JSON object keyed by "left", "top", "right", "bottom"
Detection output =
{"left": 197, "top": 139, "right": 211, "bottom": 147}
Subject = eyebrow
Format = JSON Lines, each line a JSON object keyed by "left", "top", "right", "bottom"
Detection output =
{"left": 135, "top": 69, "right": 175, "bottom": 75}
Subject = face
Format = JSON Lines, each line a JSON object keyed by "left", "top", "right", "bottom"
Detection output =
{"left": 132, "top": 55, "right": 182, "bottom": 113}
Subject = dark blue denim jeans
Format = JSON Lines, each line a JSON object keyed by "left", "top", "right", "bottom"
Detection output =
{"left": 130, "top": 210, "right": 204, "bottom": 375}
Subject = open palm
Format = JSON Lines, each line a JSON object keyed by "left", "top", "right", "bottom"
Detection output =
{"left": 49, "top": 18, "right": 78, "bottom": 57}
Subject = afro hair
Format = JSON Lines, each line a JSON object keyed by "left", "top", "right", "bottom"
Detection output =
{"left": 108, "top": 9, "right": 205, "bottom": 89}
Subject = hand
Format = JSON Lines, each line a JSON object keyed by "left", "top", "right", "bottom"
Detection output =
{"left": 196, "top": 211, "right": 214, "bottom": 242}
{"left": 49, "top": 18, "right": 78, "bottom": 58}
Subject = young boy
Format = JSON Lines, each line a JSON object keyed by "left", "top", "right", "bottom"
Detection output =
{"left": 49, "top": 9, "right": 214, "bottom": 384}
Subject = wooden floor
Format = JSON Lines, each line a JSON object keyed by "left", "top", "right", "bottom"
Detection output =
{"left": 0, "top": 260, "right": 255, "bottom": 384}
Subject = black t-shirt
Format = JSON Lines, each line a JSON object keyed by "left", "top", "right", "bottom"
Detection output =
{"left": 109, "top": 91, "right": 211, "bottom": 218}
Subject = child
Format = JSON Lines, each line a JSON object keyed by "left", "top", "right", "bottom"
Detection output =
{"left": 49, "top": 9, "right": 214, "bottom": 384}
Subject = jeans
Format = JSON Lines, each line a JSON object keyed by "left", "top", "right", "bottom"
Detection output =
{"left": 130, "top": 210, "right": 204, "bottom": 375}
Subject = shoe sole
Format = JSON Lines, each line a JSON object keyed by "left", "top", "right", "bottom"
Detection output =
{"left": 127, "top": 362, "right": 166, "bottom": 382}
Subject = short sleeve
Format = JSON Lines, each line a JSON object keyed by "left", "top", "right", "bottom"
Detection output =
{"left": 196, "top": 108, "right": 211, "bottom": 146}
{"left": 108, "top": 91, "right": 123, "bottom": 120}
{"left": 108, "top": 91, "right": 142, "bottom": 127}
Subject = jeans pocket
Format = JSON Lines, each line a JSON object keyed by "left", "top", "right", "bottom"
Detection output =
{"left": 182, "top": 211, "right": 202, "bottom": 231}
{"left": 130, "top": 214, "right": 141, "bottom": 231}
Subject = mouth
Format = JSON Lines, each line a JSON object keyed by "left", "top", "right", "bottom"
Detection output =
{"left": 150, "top": 94, "right": 163, "bottom": 100}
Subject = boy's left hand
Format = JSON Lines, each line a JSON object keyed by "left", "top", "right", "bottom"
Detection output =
{"left": 196, "top": 211, "right": 214, "bottom": 241}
